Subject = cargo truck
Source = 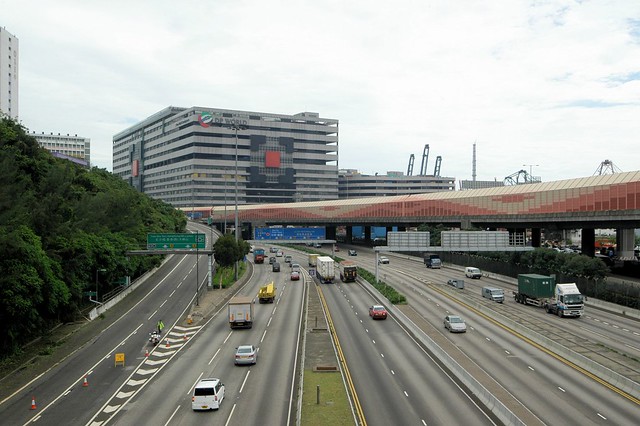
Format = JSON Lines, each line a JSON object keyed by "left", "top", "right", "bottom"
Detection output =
{"left": 424, "top": 253, "right": 442, "bottom": 269}
{"left": 514, "top": 274, "right": 584, "bottom": 317}
{"left": 546, "top": 283, "right": 584, "bottom": 317}
{"left": 253, "top": 248, "right": 266, "bottom": 264}
{"left": 316, "top": 256, "right": 335, "bottom": 283}
{"left": 308, "top": 253, "right": 319, "bottom": 267}
{"left": 258, "top": 282, "right": 276, "bottom": 304}
{"left": 228, "top": 296, "right": 254, "bottom": 328}
{"left": 338, "top": 260, "right": 358, "bottom": 282}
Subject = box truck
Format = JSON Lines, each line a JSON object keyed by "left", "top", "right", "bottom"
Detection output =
{"left": 316, "top": 256, "right": 335, "bottom": 283}
{"left": 228, "top": 296, "right": 254, "bottom": 328}
{"left": 338, "top": 260, "right": 358, "bottom": 282}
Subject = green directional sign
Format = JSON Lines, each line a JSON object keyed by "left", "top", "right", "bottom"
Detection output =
{"left": 147, "top": 233, "right": 206, "bottom": 250}
{"left": 83, "top": 291, "right": 97, "bottom": 297}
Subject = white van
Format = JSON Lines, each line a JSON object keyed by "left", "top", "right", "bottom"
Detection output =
{"left": 192, "top": 378, "right": 225, "bottom": 410}
{"left": 482, "top": 287, "right": 504, "bottom": 303}
{"left": 465, "top": 267, "right": 482, "bottom": 279}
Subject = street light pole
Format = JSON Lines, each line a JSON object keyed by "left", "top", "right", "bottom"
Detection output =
{"left": 95, "top": 268, "right": 106, "bottom": 303}
{"left": 231, "top": 123, "right": 245, "bottom": 280}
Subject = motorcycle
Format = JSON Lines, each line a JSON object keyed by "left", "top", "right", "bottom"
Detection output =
{"left": 149, "top": 331, "right": 161, "bottom": 346}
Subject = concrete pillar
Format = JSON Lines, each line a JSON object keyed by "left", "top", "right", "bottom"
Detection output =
{"left": 616, "top": 228, "right": 636, "bottom": 259}
{"left": 346, "top": 226, "right": 353, "bottom": 244}
{"left": 581, "top": 229, "right": 595, "bottom": 257}
{"left": 326, "top": 225, "right": 337, "bottom": 241}
{"left": 364, "top": 226, "right": 372, "bottom": 244}
{"left": 531, "top": 228, "right": 541, "bottom": 247}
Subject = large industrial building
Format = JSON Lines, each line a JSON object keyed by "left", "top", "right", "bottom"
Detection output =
{"left": 339, "top": 169, "right": 455, "bottom": 198}
{"left": 113, "top": 107, "right": 339, "bottom": 208}
{"left": 0, "top": 27, "right": 18, "bottom": 119}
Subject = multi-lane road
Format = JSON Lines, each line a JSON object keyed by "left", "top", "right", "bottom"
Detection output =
{"left": 1, "top": 232, "right": 639, "bottom": 425}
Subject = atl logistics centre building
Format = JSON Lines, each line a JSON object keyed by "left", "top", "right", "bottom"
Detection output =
{"left": 113, "top": 106, "right": 339, "bottom": 209}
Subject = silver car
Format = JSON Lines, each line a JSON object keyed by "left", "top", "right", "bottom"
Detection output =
{"left": 444, "top": 315, "right": 467, "bottom": 333}
{"left": 234, "top": 345, "right": 257, "bottom": 365}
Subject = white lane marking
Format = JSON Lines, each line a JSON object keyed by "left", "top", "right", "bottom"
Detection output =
{"left": 164, "top": 405, "right": 181, "bottom": 426}
{"left": 239, "top": 370, "right": 251, "bottom": 393}
{"left": 208, "top": 347, "right": 221, "bottom": 365}
{"left": 160, "top": 300, "right": 167, "bottom": 308}
{"left": 148, "top": 310, "right": 158, "bottom": 320}
{"left": 261, "top": 329, "right": 268, "bottom": 343}
{"left": 225, "top": 404, "right": 237, "bottom": 426}
{"left": 528, "top": 366, "right": 535, "bottom": 371}
{"left": 558, "top": 387, "right": 566, "bottom": 392}
{"left": 597, "top": 413, "right": 607, "bottom": 420}
{"left": 188, "top": 373, "right": 204, "bottom": 395}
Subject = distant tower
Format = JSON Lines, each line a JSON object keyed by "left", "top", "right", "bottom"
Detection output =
{"left": 472, "top": 142, "right": 477, "bottom": 181}
{"left": 0, "top": 27, "right": 19, "bottom": 119}
{"left": 594, "top": 160, "right": 622, "bottom": 175}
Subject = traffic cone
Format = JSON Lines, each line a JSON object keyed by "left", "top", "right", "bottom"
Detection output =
{"left": 30, "top": 396, "right": 36, "bottom": 410}
{"left": 166, "top": 340, "right": 170, "bottom": 348}
{"left": 82, "top": 375, "right": 89, "bottom": 387}
{"left": 183, "top": 333, "right": 187, "bottom": 341}
{"left": 145, "top": 349, "right": 149, "bottom": 357}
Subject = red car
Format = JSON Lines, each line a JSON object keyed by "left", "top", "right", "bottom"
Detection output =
{"left": 290, "top": 271, "right": 300, "bottom": 281}
{"left": 369, "top": 305, "right": 387, "bottom": 320}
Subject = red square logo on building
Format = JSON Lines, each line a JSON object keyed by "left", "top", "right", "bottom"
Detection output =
{"left": 265, "top": 151, "right": 281, "bottom": 168}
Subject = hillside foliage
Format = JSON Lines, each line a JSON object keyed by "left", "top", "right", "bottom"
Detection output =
{"left": 0, "top": 118, "right": 186, "bottom": 358}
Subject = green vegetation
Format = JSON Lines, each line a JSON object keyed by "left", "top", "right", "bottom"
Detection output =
{"left": 0, "top": 117, "right": 186, "bottom": 358}
{"left": 357, "top": 268, "right": 407, "bottom": 304}
{"left": 301, "top": 371, "right": 352, "bottom": 426}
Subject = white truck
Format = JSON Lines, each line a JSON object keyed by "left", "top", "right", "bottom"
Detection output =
{"left": 316, "top": 256, "right": 335, "bottom": 284}
{"left": 546, "top": 283, "right": 584, "bottom": 317}
{"left": 228, "top": 296, "right": 254, "bottom": 328}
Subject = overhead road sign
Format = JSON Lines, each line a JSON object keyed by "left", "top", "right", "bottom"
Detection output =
{"left": 254, "top": 227, "right": 325, "bottom": 241}
{"left": 147, "top": 233, "right": 206, "bottom": 250}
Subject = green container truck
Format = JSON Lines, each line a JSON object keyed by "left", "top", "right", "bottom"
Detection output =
{"left": 514, "top": 274, "right": 555, "bottom": 306}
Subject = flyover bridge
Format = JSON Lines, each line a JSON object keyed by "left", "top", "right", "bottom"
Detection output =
{"left": 202, "top": 171, "right": 640, "bottom": 258}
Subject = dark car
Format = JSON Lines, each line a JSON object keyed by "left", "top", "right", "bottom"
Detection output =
{"left": 272, "top": 262, "right": 281, "bottom": 272}
{"left": 348, "top": 249, "right": 357, "bottom": 256}
{"left": 369, "top": 305, "right": 388, "bottom": 320}
{"left": 269, "top": 256, "right": 276, "bottom": 264}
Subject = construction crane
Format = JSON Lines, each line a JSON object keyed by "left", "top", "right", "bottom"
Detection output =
{"left": 419, "top": 144, "right": 429, "bottom": 176}
{"left": 433, "top": 156, "right": 442, "bottom": 177}
{"left": 594, "top": 160, "right": 622, "bottom": 175}
{"left": 504, "top": 169, "right": 538, "bottom": 185}
{"left": 407, "top": 154, "right": 415, "bottom": 176}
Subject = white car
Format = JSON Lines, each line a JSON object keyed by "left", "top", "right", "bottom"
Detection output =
{"left": 378, "top": 256, "right": 389, "bottom": 264}
{"left": 444, "top": 315, "right": 467, "bottom": 333}
{"left": 192, "top": 378, "right": 225, "bottom": 410}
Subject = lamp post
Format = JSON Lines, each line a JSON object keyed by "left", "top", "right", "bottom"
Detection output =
{"left": 523, "top": 164, "right": 539, "bottom": 177}
{"left": 230, "top": 122, "right": 245, "bottom": 280}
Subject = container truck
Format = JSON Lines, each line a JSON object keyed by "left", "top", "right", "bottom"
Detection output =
{"left": 316, "top": 256, "right": 335, "bottom": 283}
{"left": 514, "top": 274, "right": 555, "bottom": 307}
{"left": 253, "top": 248, "right": 266, "bottom": 264}
{"left": 228, "top": 296, "right": 254, "bottom": 328}
{"left": 546, "top": 283, "right": 584, "bottom": 317}
{"left": 258, "top": 282, "right": 276, "bottom": 304}
{"left": 339, "top": 260, "right": 358, "bottom": 282}
{"left": 515, "top": 274, "right": 584, "bottom": 317}
{"left": 308, "top": 253, "right": 319, "bottom": 267}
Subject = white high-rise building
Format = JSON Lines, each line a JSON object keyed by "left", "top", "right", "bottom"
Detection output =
{"left": 0, "top": 27, "right": 19, "bottom": 119}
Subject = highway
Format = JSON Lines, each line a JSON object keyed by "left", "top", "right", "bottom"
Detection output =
{"left": 329, "top": 245, "right": 640, "bottom": 425}
{"left": 2, "top": 234, "right": 639, "bottom": 425}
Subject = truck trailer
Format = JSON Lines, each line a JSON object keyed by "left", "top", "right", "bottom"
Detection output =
{"left": 308, "top": 253, "right": 319, "bottom": 267}
{"left": 514, "top": 274, "right": 584, "bottom": 317}
{"left": 339, "top": 260, "right": 358, "bottom": 282}
{"left": 228, "top": 296, "right": 254, "bottom": 328}
{"left": 316, "top": 256, "right": 335, "bottom": 283}
{"left": 258, "top": 282, "right": 276, "bottom": 304}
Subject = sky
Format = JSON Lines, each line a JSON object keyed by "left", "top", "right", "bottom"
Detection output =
{"left": 2, "top": 0, "right": 640, "bottom": 183}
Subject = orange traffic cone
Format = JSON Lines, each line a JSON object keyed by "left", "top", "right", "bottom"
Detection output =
{"left": 82, "top": 375, "right": 89, "bottom": 387}
{"left": 165, "top": 340, "right": 170, "bottom": 348}
{"left": 30, "top": 396, "right": 37, "bottom": 410}
{"left": 145, "top": 349, "right": 149, "bottom": 357}
{"left": 183, "top": 333, "right": 187, "bottom": 341}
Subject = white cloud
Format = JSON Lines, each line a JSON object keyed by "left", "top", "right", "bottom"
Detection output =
{"left": 2, "top": 0, "right": 640, "bottom": 182}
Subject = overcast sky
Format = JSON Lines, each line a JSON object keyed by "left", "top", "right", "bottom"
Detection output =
{"left": 3, "top": 0, "right": 640, "bottom": 183}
